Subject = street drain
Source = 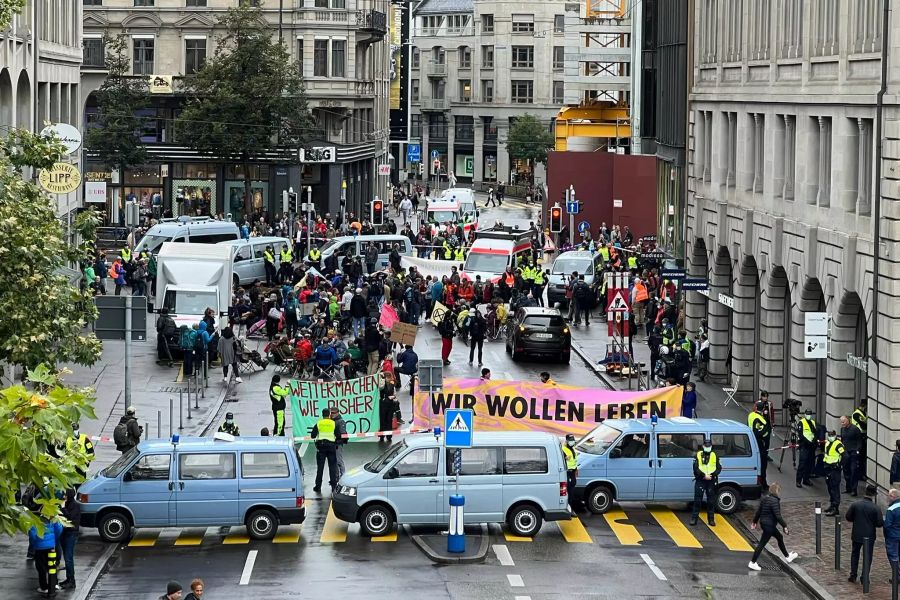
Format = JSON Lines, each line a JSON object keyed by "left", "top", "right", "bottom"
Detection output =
{"left": 157, "top": 386, "right": 184, "bottom": 393}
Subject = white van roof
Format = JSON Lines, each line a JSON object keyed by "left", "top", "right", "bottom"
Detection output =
{"left": 219, "top": 236, "right": 289, "bottom": 247}
{"left": 158, "top": 242, "right": 235, "bottom": 260}
{"left": 427, "top": 199, "right": 461, "bottom": 211}
{"left": 144, "top": 217, "right": 238, "bottom": 236}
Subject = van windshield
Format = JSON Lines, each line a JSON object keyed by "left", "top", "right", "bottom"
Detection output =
{"left": 365, "top": 440, "right": 407, "bottom": 472}
{"left": 552, "top": 257, "right": 593, "bottom": 275}
{"left": 135, "top": 234, "right": 172, "bottom": 255}
{"left": 429, "top": 210, "right": 458, "bottom": 224}
{"left": 465, "top": 253, "right": 509, "bottom": 274}
{"left": 101, "top": 447, "right": 139, "bottom": 478}
{"left": 320, "top": 239, "right": 342, "bottom": 254}
{"left": 577, "top": 423, "right": 622, "bottom": 455}
{"left": 164, "top": 290, "right": 218, "bottom": 316}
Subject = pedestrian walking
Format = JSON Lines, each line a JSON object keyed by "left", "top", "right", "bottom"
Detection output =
{"left": 29, "top": 518, "right": 63, "bottom": 597}
{"left": 748, "top": 401, "right": 771, "bottom": 488}
{"left": 572, "top": 275, "right": 591, "bottom": 326}
{"left": 885, "top": 488, "right": 900, "bottom": 580}
{"left": 59, "top": 489, "right": 80, "bottom": 590}
{"left": 823, "top": 429, "right": 846, "bottom": 516}
{"left": 485, "top": 187, "right": 496, "bottom": 208}
{"left": 468, "top": 308, "right": 487, "bottom": 366}
{"left": 690, "top": 438, "right": 721, "bottom": 526}
{"left": 159, "top": 581, "right": 183, "bottom": 600}
{"left": 796, "top": 408, "right": 817, "bottom": 487}
{"left": 311, "top": 408, "right": 338, "bottom": 493}
{"left": 183, "top": 579, "right": 204, "bottom": 600}
{"left": 269, "top": 375, "right": 289, "bottom": 436}
{"left": 113, "top": 406, "right": 143, "bottom": 453}
{"left": 330, "top": 407, "right": 348, "bottom": 478}
{"left": 217, "top": 326, "right": 242, "bottom": 384}
{"left": 748, "top": 483, "right": 799, "bottom": 570}
{"left": 156, "top": 308, "right": 177, "bottom": 367}
{"left": 439, "top": 308, "right": 455, "bottom": 365}
{"left": 841, "top": 414, "right": 864, "bottom": 496}
{"left": 846, "top": 484, "right": 883, "bottom": 584}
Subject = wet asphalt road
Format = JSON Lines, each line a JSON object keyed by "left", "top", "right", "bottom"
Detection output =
{"left": 83, "top": 199, "right": 811, "bottom": 600}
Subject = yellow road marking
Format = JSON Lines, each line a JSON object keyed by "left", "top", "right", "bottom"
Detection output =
{"left": 320, "top": 505, "right": 348, "bottom": 543}
{"left": 273, "top": 526, "right": 302, "bottom": 544}
{"left": 173, "top": 528, "right": 206, "bottom": 546}
{"left": 223, "top": 528, "right": 250, "bottom": 544}
{"left": 128, "top": 530, "right": 159, "bottom": 547}
{"left": 175, "top": 364, "right": 184, "bottom": 383}
{"left": 703, "top": 515, "right": 753, "bottom": 552}
{"left": 503, "top": 527, "right": 533, "bottom": 542}
{"left": 649, "top": 508, "right": 702, "bottom": 548}
{"left": 372, "top": 530, "right": 398, "bottom": 542}
{"left": 556, "top": 516, "right": 593, "bottom": 543}
{"left": 603, "top": 509, "right": 643, "bottom": 545}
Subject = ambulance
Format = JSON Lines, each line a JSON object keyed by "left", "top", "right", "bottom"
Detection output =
{"left": 461, "top": 227, "right": 534, "bottom": 283}
{"left": 426, "top": 198, "right": 477, "bottom": 239}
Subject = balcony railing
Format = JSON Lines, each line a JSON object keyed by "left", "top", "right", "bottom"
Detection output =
{"left": 357, "top": 9, "right": 387, "bottom": 35}
{"left": 421, "top": 98, "right": 450, "bottom": 111}
{"left": 415, "top": 26, "right": 475, "bottom": 37}
{"left": 426, "top": 61, "right": 447, "bottom": 77}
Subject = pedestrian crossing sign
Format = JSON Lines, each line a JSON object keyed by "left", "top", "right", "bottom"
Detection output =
{"left": 608, "top": 289, "right": 629, "bottom": 312}
{"left": 445, "top": 409, "right": 474, "bottom": 448}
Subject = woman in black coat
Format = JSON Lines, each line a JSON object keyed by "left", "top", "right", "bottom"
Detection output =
{"left": 379, "top": 373, "right": 397, "bottom": 443}
{"left": 748, "top": 483, "right": 799, "bottom": 570}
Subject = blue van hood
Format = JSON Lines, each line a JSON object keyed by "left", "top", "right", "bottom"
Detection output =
{"left": 338, "top": 464, "right": 379, "bottom": 487}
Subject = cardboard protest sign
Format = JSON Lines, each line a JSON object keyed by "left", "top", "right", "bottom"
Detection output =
{"left": 391, "top": 322, "right": 418, "bottom": 346}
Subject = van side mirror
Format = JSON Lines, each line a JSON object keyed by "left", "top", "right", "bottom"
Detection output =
{"left": 123, "top": 472, "right": 133, "bottom": 482}
{"left": 384, "top": 467, "right": 399, "bottom": 480}
{"left": 610, "top": 448, "right": 622, "bottom": 459}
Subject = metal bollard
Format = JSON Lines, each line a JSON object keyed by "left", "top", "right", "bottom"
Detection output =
{"left": 179, "top": 393, "right": 184, "bottom": 431}
{"left": 835, "top": 517, "right": 842, "bottom": 570}
{"left": 815, "top": 501, "right": 822, "bottom": 555}
{"left": 169, "top": 398, "right": 174, "bottom": 437}
{"left": 863, "top": 537, "right": 872, "bottom": 593}
{"left": 186, "top": 389, "right": 192, "bottom": 420}
{"left": 195, "top": 377, "right": 200, "bottom": 408}
{"left": 186, "top": 378, "right": 191, "bottom": 408}
{"left": 892, "top": 560, "right": 898, "bottom": 600}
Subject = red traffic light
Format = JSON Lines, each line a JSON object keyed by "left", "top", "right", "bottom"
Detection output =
{"left": 551, "top": 207, "right": 561, "bottom": 218}
{"left": 550, "top": 206, "right": 562, "bottom": 233}
{"left": 374, "top": 201, "right": 382, "bottom": 210}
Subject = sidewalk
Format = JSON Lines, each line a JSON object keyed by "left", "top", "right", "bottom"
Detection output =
{"left": 0, "top": 336, "right": 230, "bottom": 599}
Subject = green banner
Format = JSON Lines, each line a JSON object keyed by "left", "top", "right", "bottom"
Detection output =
{"left": 288, "top": 375, "right": 381, "bottom": 440}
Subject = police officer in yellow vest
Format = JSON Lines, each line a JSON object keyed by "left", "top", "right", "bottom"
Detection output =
{"left": 562, "top": 433, "right": 579, "bottom": 510}
{"left": 796, "top": 407, "right": 817, "bottom": 488}
{"left": 280, "top": 246, "right": 292, "bottom": 266}
{"left": 311, "top": 408, "right": 339, "bottom": 493}
{"left": 263, "top": 245, "right": 276, "bottom": 285}
{"left": 598, "top": 245, "right": 610, "bottom": 265}
{"left": 627, "top": 254, "right": 638, "bottom": 271}
{"left": 443, "top": 241, "right": 453, "bottom": 260}
{"left": 65, "top": 423, "right": 95, "bottom": 482}
{"left": 748, "top": 402, "right": 771, "bottom": 487}
{"left": 823, "top": 430, "right": 846, "bottom": 516}
{"left": 120, "top": 247, "right": 132, "bottom": 263}
{"left": 454, "top": 246, "right": 465, "bottom": 262}
{"left": 852, "top": 403, "right": 867, "bottom": 432}
{"left": 307, "top": 246, "right": 322, "bottom": 270}
{"left": 691, "top": 438, "right": 722, "bottom": 526}
{"left": 532, "top": 267, "right": 546, "bottom": 307}
{"left": 269, "top": 374, "right": 289, "bottom": 436}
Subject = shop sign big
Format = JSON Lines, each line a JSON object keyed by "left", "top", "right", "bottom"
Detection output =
{"left": 39, "top": 163, "right": 82, "bottom": 194}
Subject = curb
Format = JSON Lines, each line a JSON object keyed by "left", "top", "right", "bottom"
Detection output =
{"left": 411, "top": 525, "right": 490, "bottom": 564}
{"left": 570, "top": 339, "right": 616, "bottom": 391}
{"left": 733, "top": 513, "right": 836, "bottom": 600}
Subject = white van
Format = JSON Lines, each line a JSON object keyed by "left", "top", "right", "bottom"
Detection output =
{"left": 319, "top": 234, "right": 413, "bottom": 270}
{"left": 426, "top": 199, "right": 477, "bottom": 239}
{"left": 134, "top": 216, "right": 240, "bottom": 255}
{"left": 441, "top": 188, "right": 479, "bottom": 223}
{"left": 220, "top": 237, "right": 292, "bottom": 286}
{"left": 333, "top": 431, "right": 571, "bottom": 537}
{"left": 462, "top": 227, "right": 534, "bottom": 283}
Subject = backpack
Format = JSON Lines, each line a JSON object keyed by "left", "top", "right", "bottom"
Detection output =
{"left": 574, "top": 282, "right": 589, "bottom": 301}
{"left": 193, "top": 330, "right": 206, "bottom": 352}
{"left": 179, "top": 326, "right": 195, "bottom": 350}
{"left": 113, "top": 421, "right": 130, "bottom": 449}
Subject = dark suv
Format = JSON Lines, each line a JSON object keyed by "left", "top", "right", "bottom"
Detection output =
{"left": 505, "top": 307, "right": 571, "bottom": 364}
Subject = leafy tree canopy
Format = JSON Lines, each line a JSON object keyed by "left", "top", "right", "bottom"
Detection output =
{"left": 506, "top": 114, "right": 555, "bottom": 167}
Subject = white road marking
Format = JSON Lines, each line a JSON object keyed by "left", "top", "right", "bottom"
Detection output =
{"left": 514, "top": 597, "right": 532, "bottom": 600}
{"left": 640, "top": 553, "right": 668, "bottom": 581}
{"left": 239, "top": 549, "right": 259, "bottom": 585}
{"left": 492, "top": 544, "right": 515, "bottom": 566}
{"left": 507, "top": 574, "right": 525, "bottom": 587}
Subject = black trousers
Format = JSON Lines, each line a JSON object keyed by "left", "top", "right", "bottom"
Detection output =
{"left": 844, "top": 452, "right": 861, "bottom": 493}
{"left": 567, "top": 470, "right": 577, "bottom": 508}
{"left": 797, "top": 445, "right": 814, "bottom": 484}
{"left": 34, "top": 547, "right": 58, "bottom": 594}
{"left": 850, "top": 538, "right": 876, "bottom": 581}
{"left": 751, "top": 527, "right": 787, "bottom": 563}
{"left": 757, "top": 443, "right": 769, "bottom": 485}
{"left": 469, "top": 338, "right": 484, "bottom": 363}
{"left": 315, "top": 444, "right": 338, "bottom": 489}
{"left": 691, "top": 481, "right": 716, "bottom": 520}
{"left": 826, "top": 467, "right": 842, "bottom": 509}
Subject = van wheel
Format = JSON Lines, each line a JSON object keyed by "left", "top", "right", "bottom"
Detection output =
{"left": 359, "top": 503, "right": 394, "bottom": 537}
{"left": 246, "top": 509, "right": 278, "bottom": 540}
{"left": 715, "top": 485, "right": 741, "bottom": 515}
{"left": 98, "top": 511, "right": 132, "bottom": 543}
{"left": 587, "top": 485, "right": 614, "bottom": 515}
{"left": 507, "top": 504, "right": 543, "bottom": 537}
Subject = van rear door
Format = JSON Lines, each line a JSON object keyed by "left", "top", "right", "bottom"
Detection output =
{"left": 175, "top": 451, "right": 239, "bottom": 526}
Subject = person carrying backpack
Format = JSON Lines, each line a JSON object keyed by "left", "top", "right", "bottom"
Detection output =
{"left": 573, "top": 274, "right": 591, "bottom": 326}
{"left": 113, "top": 406, "right": 143, "bottom": 454}
{"left": 179, "top": 325, "right": 196, "bottom": 376}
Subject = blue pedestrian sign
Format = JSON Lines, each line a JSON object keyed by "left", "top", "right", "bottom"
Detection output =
{"left": 445, "top": 409, "right": 474, "bottom": 448}
{"left": 431, "top": 149, "right": 440, "bottom": 160}
{"left": 407, "top": 143, "right": 421, "bottom": 162}
{"left": 566, "top": 200, "right": 580, "bottom": 214}
{"left": 578, "top": 220, "right": 591, "bottom": 233}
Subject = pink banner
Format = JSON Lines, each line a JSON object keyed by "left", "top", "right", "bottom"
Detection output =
{"left": 379, "top": 303, "right": 399, "bottom": 330}
{"left": 413, "top": 378, "right": 683, "bottom": 437}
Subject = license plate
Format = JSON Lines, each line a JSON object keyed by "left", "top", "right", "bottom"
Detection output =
{"left": 532, "top": 333, "right": 553, "bottom": 339}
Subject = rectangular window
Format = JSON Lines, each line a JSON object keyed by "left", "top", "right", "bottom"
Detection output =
{"left": 503, "top": 447, "right": 548, "bottom": 474}
{"left": 315, "top": 0, "right": 328, "bottom": 7}
{"left": 411, "top": 79, "right": 420, "bottom": 102}
{"left": 484, "top": 116, "right": 497, "bottom": 141}
{"left": 511, "top": 80, "right": 533, "bottom": 103}
{"left": 395, "top": 448, "right": 439, "bottom": 477}
{"left": 184, "top": 38, "right": 206, "bottom": 75}
{"left": 179, "top": 453, "right": 236, "bottom": 480}
{"left": 331, "top": 40, "right": 346, "bottom": 77}
{"left": 512, "top": 14, "right": 535, "bottom": 33}
{"left": 481, "top": 45, "right": 494, "bottom": 68}
{"left": 428, "top": 114, "right": 448, "bottom": 139}
{"left": 410, "top": 114, "right": 422, "bottom": 139}
{"left": 710, "top": 434, "right": 752, "bottom": 457}
{"left": 459, "top": 46, "right": 472, "bottom": 68}
{"left": 313, "top": 40, "right": 328, "bottom": 77}
{"left": 332, "top": 0, "right": 346, "bottom": 8}
{"left": 614, "top": 434, "right": 651, "bottom": 458}
{"left": 554, "top": 14, "right": 565, "bottom": 33}
{"left": 132, "top": 38, "right": 155, "bottom": 75}
{"left": 297, "top": 38, "right": 303, "bottom": 77}
{"left": 241, "top": 452, "right": 290, "bottom": 478}
{"left": 657, "top": 433, "right": 705, "bottom": 458}
{"left": 482, "top": 14, "right": 494, "bottom": 33}
{"left": 127, "top": 454, "right": 171, "bottom": 481}
{"left": 552, "top": 80, "right": 564, "bottom": 104}
{"left": 446, "top": 447, "right": 501, "bottom": 475}
{"left": 553, "top": 46, "right": 564, "bottom": 70}
{"left": 455, "top": 115, "right": 474, "bottom": 140}
{"left": 83, "top": 37, "right": 105, "bottom": 67}
{"left": 458, "top": 79, "right": 471, "bottom": 102}
{"left": 83, "top": 0, "right": 103, "bottom": 5}
{"left": 134, "top": 0, "right": 154, "bottom": 5}
{"left": 412, "top": 47, "right": 420, "bottom": 69}
{"left": 481, "top": 79, "right": 494, "bottom": 103}
{"left": 511, "top": 46, "right": 534, "bottom": 69}
{"left": 186, "top": 0, "right": 206, "bottom": 6}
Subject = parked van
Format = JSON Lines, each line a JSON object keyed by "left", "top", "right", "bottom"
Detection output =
{"left": 548, "top": 250, "right": 605, "bottom": 307}
{"left": 574, "top": 417, "right": 762, "bottom": 515}
{"left": 332, "top": 431, "right": 571, "bottom": 537}
{"left": 426, "top": 199, "right": 476, "bottom": 239}
{"left": 134, "top": 216, "right": 240, "bottom": 256}
{"left": 440, "top": 188, "right": 479, "bottom": 224}
{"left": 319, "top": 234, "right": 413, "bottom": 270}
{"left": 77, "top": 436, "right": 306, "bottom": 542}
{"left": 462, "top": 227, "right": 534, "bottom": 283}
{"left": 220, "top": 237, "right": 292, "bottom": 286}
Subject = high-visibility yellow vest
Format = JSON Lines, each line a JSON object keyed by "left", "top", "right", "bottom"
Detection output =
{"left": 824, "top": 440, "right": 845, "bottom": 465}
{"left": 800, "top": 417, "right": 816, "bottom": 442}
{"left": 533, "top": 270, "right": 545, "bottom": 285}
{"left": 264, "top": 250, "right": 275, "bottom": 264}
{"left": 748, "top": 412, "right": 769, "bottom": 438}
{"left": 454, "top": 248, "right": 465, "bottom": 261}
{"left": 280, "top": 248, "right": 292, "bottom": 263}
{"left": 121, "top": 248, "right": 132, "bottom": 262}
{"left": 599, "top": 247, "right": 610, "bottom": 262}
{"left": 562, "top": 444, "right": 577, "bottom": 470}
{"left": 627, "top": 256, "right": 638, "bottom": 269}
{"left": 308, "top": 248, "right": 321, "bottom": 261}
{"left": 443, "top": 243, "right": 452, "bottom": 259}
{"left": 696, "top": 450, "right": 718, "bottom": 475}
{"left": 852, "top": 408, "right": 867, "bottom": 429}
{"left": 316, "top": 418, "right": 336, "bottom": 442}
{"left": 66, "top": 434, "right": 94, "bottom": 463}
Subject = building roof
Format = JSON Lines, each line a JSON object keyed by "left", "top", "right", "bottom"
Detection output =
{"left": 415, "top": 0, "right": 473, "bottom": 16}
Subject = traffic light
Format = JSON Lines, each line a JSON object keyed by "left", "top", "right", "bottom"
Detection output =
{"left": 371, "top": 198, "right": 384, "bottom": 226}
{"left": 550, "top": 205, "right": 562, "bottom": 233}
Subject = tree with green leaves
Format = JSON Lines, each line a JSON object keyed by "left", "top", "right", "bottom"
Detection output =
{"left": 177, "top": 5, "right": 316, "bottom": 217}
{"left": 85, "top": 34, "right": 149, "bottom": 210}
{"left": 0, "top": 129, "right": 103, "bottom": 376}
{"left": 505, "top": 114, "right": 556, "bottom": 181}
{"left": 0, "top": 0, "right": 26, "bottom": 29}
{"left": 0, "top": 365, "right": 97, "bottom": 535}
